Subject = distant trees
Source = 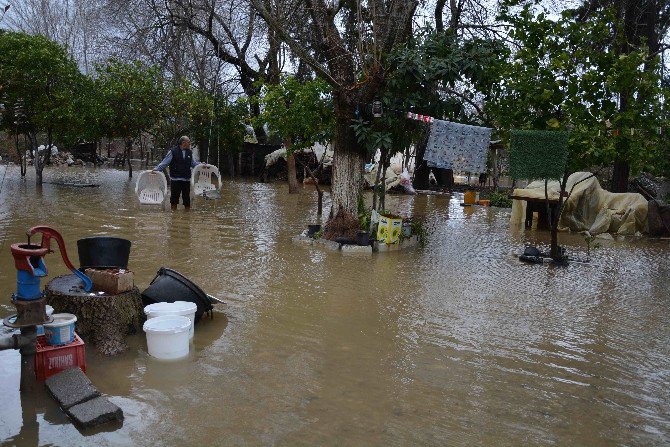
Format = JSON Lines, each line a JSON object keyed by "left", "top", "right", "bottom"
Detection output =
{"left": 0, "top": 31, "right": 86, "bottom": 185}
{"left": 95, "top": 60, "right": 163, "bottom": 178}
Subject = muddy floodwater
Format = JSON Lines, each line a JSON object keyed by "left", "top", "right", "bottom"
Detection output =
{"left": 0, "top": 166, "right": 669, "bottom": 446}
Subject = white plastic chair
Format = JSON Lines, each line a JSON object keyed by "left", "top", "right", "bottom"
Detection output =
{"left": 191, "top": 164, "right": 221, "bottom": 197}
{"left": 135, "top": 170, "right": 168, "bottom": 205}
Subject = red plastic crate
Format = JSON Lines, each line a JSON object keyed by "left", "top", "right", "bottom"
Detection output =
{"left": 35, "top": 333, "right": 86, "bottom": 382}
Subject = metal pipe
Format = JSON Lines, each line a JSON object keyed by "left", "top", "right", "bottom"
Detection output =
{"left": 19, "top": 326, "right": 37, "bottom": 393}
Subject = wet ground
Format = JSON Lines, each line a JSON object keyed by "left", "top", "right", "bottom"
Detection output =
{"left": 0, "top": 166, "right": 669, "bottom": 446}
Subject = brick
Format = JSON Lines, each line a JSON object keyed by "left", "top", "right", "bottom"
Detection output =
{"left": 45, "top": 367, "right": 100, "bottom": 409}
{"left": 66, "top": 396, "right": 124, "bottom": 429}
{"left": 84, "top": 268, "right": 134, "bottom": 294}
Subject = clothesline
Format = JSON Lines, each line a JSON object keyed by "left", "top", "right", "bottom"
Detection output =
{"left": 405, "top": 110, "right": 664, "bottom": 135}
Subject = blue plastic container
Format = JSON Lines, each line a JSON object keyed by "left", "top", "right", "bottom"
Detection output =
{"left": 44, "top": 313, "right": 77, "bottom": 346}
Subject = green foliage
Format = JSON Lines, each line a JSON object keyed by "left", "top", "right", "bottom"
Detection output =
{"left": 0, "top": 31, "right": 85, "bottom": 142}
{"left": 489, "top": 190, "right": 513, "bottom": 208}
{"left": 509, "top": 130, "right": 570, "bottom": 180}
{"left": 255, "top": 76, "right": 334, "bottom": 152}
{"left": 583, "top": 234, "right": 602, "bottom": 260}
{"left": 351, "top": 30, "right": 507, "bottom": 157}
{"left": 410, "top": 219, "right": 428, "bottom": 247}
{"left": 95, "top": 59, "right": 163, "bottom": 140}
{"left": 492, "top": 5, "right": 663, "bottom": 173}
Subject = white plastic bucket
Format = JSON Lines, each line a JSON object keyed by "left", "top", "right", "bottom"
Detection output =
{"left": 37, "top": 305, "right": 54, "bottom": 337}
{"left": 143, "top": 315, "right": 191, "bottom": 360}
{"left": 44, "top": 313, "right": 77, "bottom": 346}
{"left": 144, "top": 301, "right": 197, "bottom": 339}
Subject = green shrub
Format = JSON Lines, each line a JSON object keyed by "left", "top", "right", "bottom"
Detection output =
{"left": 489, "top": 190, "right": 513, "bottom": 208}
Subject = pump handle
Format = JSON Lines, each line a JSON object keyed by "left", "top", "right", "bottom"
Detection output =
{"left": 26, "top": 226, "right": 93, "bottom": 292}
{"left": 27, "top": 226, "right": 77, "bottom": 270}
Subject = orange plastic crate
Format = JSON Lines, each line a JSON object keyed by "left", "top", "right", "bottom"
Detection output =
{"left": 35, "top": 333, "right": 86, "bottom": 382}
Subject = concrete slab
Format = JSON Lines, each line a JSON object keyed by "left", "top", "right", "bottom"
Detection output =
{"left": 341, "top": 244, "right": 373, "bottom": 255}
{"left": 66, "top": 396, "right": 124, "bottom": 429}
{"left": 314, "top": 238, "right": 341, "bottom": 251}
{"left": 374, "top": 236, "right": 420, "bottom": 252}
{"left": 291, "top": 235, "right": 315, "bottom": 246}
{"left": 45, "top": 367, "right": 100, "bottom": 409}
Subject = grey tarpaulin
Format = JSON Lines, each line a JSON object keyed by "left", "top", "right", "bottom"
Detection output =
{"left": 424, "top": 119, "right": 492, "bottom": 173}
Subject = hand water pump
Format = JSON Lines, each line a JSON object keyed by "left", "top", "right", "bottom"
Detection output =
{"left": 2, "top": 226, "right": 91, "bottom": 391}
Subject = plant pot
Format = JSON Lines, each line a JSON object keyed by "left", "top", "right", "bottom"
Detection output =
{"left": 401, "top": 223, "right": 412, "bottom": 238}
{"left": 307, "top": 224, "right": 321, "bottom": 237}
{"left": 356, "top": 231, "right": 370, "bottom": 246}
{"left": 77, "top": 237, "right": 131, "bottom": 270}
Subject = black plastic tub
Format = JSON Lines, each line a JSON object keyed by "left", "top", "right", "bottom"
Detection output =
{"left": 141, "top": 267, "right": 213, "bottom": 323}
{"left": 356, "top": 231, "right": 370, "bottom": 246}
{"left": 77, "top": 237, "right": 131, "bottom": 270}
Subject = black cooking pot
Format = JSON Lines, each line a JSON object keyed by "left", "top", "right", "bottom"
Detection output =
{"left": 77, "top": 237, "right": 131, "bottom": 270}
{"left": 141, "top": 267, "right": 213, "bottom": 323}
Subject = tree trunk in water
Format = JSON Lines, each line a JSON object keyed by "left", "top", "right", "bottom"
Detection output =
{"left": 611, "top": 159, "right": 630, "bottom": 193}
{"left": 413, "top": 125, "right": 431, "bottom": 190}
{"left": 35, "top": 131, "right": 51, "bottom": 186}
{"left": 125, "top": 139, "right": 133, "bottom": 179}
{"left": 285, "top": 140, "right": 299, "bottom": 194}
{"left": 330, "top": 98, "right": 364, "bottom": 218}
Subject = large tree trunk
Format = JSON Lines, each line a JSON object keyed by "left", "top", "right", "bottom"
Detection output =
{"left": 611, "top": 159, "right": 630, "bottom": 193}
{"left": 285, "top": 140, "right": 300, "bottom": 194}
{"left": 330, "top": 98, "right": 364, "bottom": 217}
{"left": 413, "top": 126, "right": 431, "bottom": 189}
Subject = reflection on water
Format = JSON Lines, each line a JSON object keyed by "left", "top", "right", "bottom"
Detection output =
{"left": 0, "top": 165, "right": 669, "bottom": 446}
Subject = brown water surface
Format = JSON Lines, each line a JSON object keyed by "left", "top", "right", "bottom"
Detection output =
{"left": 0, "top": 166, "right": 669, "bottom": 446}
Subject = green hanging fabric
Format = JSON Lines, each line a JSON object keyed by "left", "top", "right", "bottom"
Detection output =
{"left": 509, "top": 130, "right": 570, "bottom": 180}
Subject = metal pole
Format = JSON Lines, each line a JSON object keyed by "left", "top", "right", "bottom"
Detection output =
{"left": 19, "top": 326, "right": 37, "bottom": 393}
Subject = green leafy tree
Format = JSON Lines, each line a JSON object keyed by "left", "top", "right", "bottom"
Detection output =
{"left": 0, "top": 31, "right": 86, "bottom": 185}
{"left": 95, "top": 59, "right": 163, "bottom": 177}
{"left": 493, "top": 4, "right": 663, "bottom": 183}
{"left": 256, "top": 76, "right": 334, "bottom": 204}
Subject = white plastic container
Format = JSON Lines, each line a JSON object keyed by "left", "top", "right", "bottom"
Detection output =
{"left": 143, "top": 315, "right": 191, "bottom": 360}
{"left": 44, "top": 313, "right": 77, "bottom": 346}
{"left": 37, "top": 305, "right": 54, "bottom": 337}
{"left": 144, "top": 301, "right": 197, "bottom": 339}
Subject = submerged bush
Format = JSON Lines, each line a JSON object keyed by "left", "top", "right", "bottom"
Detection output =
{"left": 489, "top": 190, "right": 513, "bottom": 208}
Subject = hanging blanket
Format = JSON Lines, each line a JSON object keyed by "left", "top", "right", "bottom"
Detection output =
{"left": 424, "top": 119, "right": 492, "bottom": 173}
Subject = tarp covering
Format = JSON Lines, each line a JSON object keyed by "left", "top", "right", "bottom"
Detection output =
{"left": 264, "top": 142, "right": 333, "bottom": 168}
{"left": 510, "top": 172, "right": 649, "bottom": 235}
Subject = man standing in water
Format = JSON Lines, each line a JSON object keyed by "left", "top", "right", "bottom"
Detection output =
{"left": 154, "top": 136, "right": 201, "bottom": 211}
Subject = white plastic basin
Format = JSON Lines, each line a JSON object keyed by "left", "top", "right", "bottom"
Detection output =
{"left": 37, "top": 305, "right": 54, "bottom": 337}
{"left": 143, "top": 315, "right": 191, "bottom": 360}
{"left": 144, "top": 301, "right": 197, "bottom": 339}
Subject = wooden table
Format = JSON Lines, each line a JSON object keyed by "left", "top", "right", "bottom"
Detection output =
{"left": 510, "top": 195, "right": 559, "bottom": 230}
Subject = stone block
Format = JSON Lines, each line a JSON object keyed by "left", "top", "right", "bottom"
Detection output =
{"left": 341, "top": 244, "right": 373, "bottom": 255}
{"left": 66, "top": 396, "right": 124, "bottom": 429}
{"left": 291, "top": 235, "right": 315, "bottom": 246}
{"left": 314, "top": 238, "right": 341, "bottom": 251}
{"left": 45, "top": 367, "right": 100, "bottom": 409}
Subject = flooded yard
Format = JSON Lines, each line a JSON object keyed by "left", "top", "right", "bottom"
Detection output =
{"left": 0, "top": 166, "right": 669, "bottom": 446}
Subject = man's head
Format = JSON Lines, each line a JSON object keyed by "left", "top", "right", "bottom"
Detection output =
{"left": 178, "top": 136, "right": 190, "bottom": 149}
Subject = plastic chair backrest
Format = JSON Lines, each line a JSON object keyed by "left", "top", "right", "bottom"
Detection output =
{"left": 136, "top": 171, "right": 168, "bottom": 205}
{"left": 191, "top": 164, "right": 221, "bottom": 196}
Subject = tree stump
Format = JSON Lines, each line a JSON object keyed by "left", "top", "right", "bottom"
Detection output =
{"left": 45, "top": 275, "right": 145, "bottom": 356}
